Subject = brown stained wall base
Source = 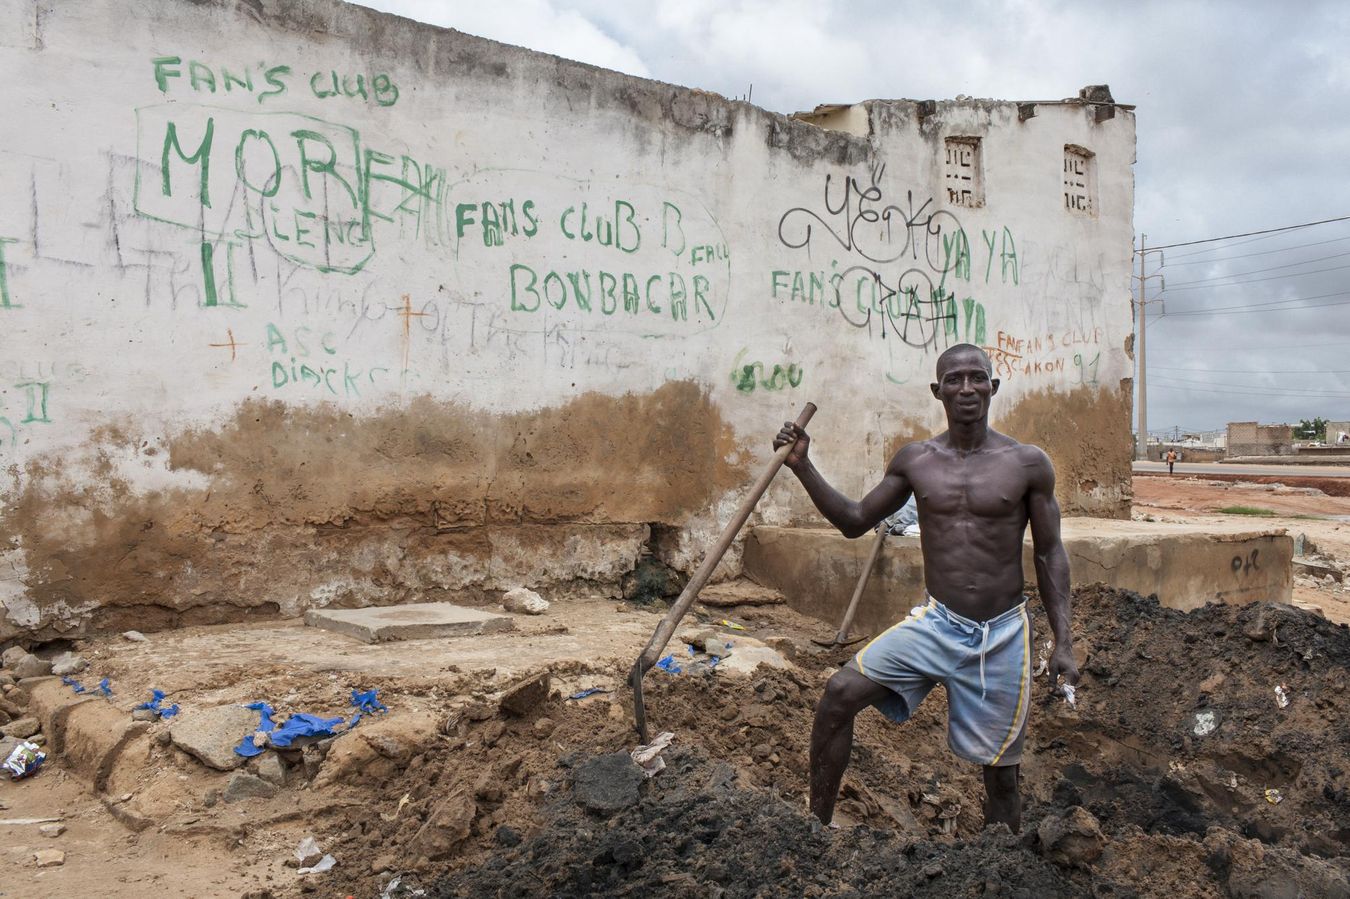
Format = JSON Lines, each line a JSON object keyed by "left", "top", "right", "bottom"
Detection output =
{"left": 1, "top": 382, "right": 747, "bottom": 642}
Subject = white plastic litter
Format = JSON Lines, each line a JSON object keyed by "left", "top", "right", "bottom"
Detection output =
{"left": 1275, "top": 685, "right": 1290, "bottom": 709}
{"left": 299, "top": 855, "right": 336, "bottom": 875}
{"left": 1033, "top": 640, "right": 1052, "bottom": 677}
{"left": 1061, "top": 684, "right": 1077, "bottom": 709}
{"left": 1193, "top": 710, "right": 1218, "bottom": 737}
{"left": 631, "top": 731, "right": 675, "bottom": 778}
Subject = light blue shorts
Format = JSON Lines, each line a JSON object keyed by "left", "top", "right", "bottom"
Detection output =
{"left": 851, "top": 595, "right": 1032, "bottom": 767}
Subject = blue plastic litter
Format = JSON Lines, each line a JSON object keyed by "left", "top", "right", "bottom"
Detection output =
{"left": 566, "top": 688, "right": 609, "bottom": 701}
{"left": 268, "top": 713, "right": 345, "bottom": 748}
{"left": 62, "top": 676, "right": 86, "bottom": 694}
{"left": 134, "top": 689, "right": 180, "bottom": 720}
{"left": 347, "top": 689, "right": 388, "bottom": 728}
{"left": 97, "top": 678, "right": 112, "bottom": 698}
{"left": 656, "top": 654, "right": 682, "bottom": 674}
{"left": 234, "top": 701, "right": 276, "bottom": 758}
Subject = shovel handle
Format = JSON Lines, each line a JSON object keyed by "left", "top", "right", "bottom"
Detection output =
{"left": 833, "top": 526, "right": 887, "bottom": 642}
{"left": 631, "top": 401, "right": 817, "bottom": 738}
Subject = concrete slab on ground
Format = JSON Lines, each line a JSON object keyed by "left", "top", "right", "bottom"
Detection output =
{"left": 744, "top": 520, "right": 1294, "bottom": 633}
{"left": 304, "top": 603, "right": 516, "bottom": 643}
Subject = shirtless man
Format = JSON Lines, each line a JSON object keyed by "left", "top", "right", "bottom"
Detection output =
{"left": 773, "top": 343, "right": 1079, "bottom": 832}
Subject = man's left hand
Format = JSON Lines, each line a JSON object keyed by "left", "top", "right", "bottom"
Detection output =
{"left": 1048, "top": 642, "right": 1079, "bottom": 693}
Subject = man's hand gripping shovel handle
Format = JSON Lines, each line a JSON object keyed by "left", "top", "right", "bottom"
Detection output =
{"left": 630, "top": 402, "right": 817, "bottom": 743}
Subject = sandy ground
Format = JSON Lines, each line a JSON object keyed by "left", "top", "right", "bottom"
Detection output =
{"left": 1133, "top": 473, "right": 1350, "bottom": 622}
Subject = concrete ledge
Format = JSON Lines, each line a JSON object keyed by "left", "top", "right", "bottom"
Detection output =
{"left": 743, "top": 521, "right": 1293, "bottom": 632}
{"left": 63, "top": 700, "right": 150, "bottom": 792}
{"left": 305, "top": 602, "right": 516, "bottom": 643}
{"left": 27, "top": 676, "right": 94, "bottom": 754}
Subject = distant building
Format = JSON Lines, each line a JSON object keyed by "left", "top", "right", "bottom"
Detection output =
{"left": 1227, "top": 421, "right": 1294, "bottom": 457}
{"left": 1327, "top": 420, "right": 1350, "bottom": 444}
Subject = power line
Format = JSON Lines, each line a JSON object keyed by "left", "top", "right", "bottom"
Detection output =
{"left": 1150, "top": 376, "right": 1350, "bottom": 398}
{"left": 1157, "top": 341, "right": 1350, "bottom": 352}
{"left": 1163, "top": 249, "right": 1350, "bottom": 286}
{"left": 1154, "top": 365, "right": 1350, "bottom": 375}
{"left": 1159, "top": 288, "right": 1350, "bottom": 316}
{"left": 1142, "top": 214, "right": 1350, "bottom": 251}
{"left": 1163, "top": 260, "right": 1350, "bottom": 291}
{"left": 1164, "top": 234, "right": 1350, "bottom": 266}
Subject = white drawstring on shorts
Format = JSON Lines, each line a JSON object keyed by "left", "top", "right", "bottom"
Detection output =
{"left": 978, "top": 620, "right": 990, "bottom": 701}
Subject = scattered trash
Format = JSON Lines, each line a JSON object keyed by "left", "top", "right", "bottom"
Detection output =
{"left": 234, "top": 700, "right": 346, "bottom": 757}
{"left": 655, "top": 654, "right": 683, "bottom": 674}
{"left": 294, "top": 835, "right": 336, "bottom": 874}
{"left": 299, "top": 854, "right": 336, "bottom": 875}
{"left": 1265, "top": 788, "right": 1283, "bottom": 805}
{"left": 566, "top": 688, "right": 609, "bottom": 701}
{"left": 1061, "top": 684, "right": 1077, "bottom": 709}
{"left": 1033, "top": 640, "right": 1052, "bottom": 677}
{"left": 133, "top": 689, "right": 180, "bottom": 720}
{"left": 718, "top": 619, "right": 746, "bottom": 631}
{"left": 1193, "top": 710, "right": 1218, "bottom": 737}
{"left": 96, "top": 678, "right": 112, "bottom": 698}
{"left": 631, "top": 731, "right": 675, "bottom": 778}
{"left": 61, "top": 676, "right": 86, "bottom": 694}
{"left": 4, "top": 741, "right": 45, "bottom": 779}
{"left": 380, "top": 793, "right": 412, "bottom": 822}
{"left": 1275, "top": 685, "right": 1290, "bottom": 709}
{"left": 235, "top": 702, "right": 277, "bottom": 758}
{"left": 1229, "top": 774, "right": 1239, "bottom": 789}
{"left": 348, "top": 688, "right": 388, "bottom": 727}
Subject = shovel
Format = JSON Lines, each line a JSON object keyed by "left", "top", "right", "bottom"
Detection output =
{"left": 630, "top": 401, "right": 817, "bottom": 743}
{"left": 811, "top": 525, "right": 887, "bottom": 648}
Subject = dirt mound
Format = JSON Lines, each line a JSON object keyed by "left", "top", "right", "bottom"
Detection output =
{"left": 313, "top": 587, "right": 1350, "bottom": 898}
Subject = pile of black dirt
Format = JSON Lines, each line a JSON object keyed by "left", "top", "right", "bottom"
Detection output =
{"left": 430, "top": 748, "right": 1100, "bottom": 899}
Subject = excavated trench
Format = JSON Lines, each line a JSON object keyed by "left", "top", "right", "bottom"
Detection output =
{"left": 306, "top": 586, "right": 1350, "bottom": 898}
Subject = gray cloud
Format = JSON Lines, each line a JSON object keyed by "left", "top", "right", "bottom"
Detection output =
{"left": 355, "top": 0, "right": 1350, "bottom": 434}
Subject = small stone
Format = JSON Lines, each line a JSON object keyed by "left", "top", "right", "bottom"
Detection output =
{"left": 202, "top": 789, "right": 220, "bottom": 808}
{"left": 39, "top": 823, "right": 64, "bottom": 837}
{"left": 1, "top": 646, "right": 27, "bottom": 669}
{"left": 751, "top": 742, "right": 772, "bottom": 762}
{"left": 533, "top": 717, "right": 556, "bottom": 738}
{"left": 573, "top": 752, "right": 644, "bottom": 815}
{"left": 223, "top": 772, "right": 278, "bottom": 803}
{"left": 0, "top": 672, "right": 15, "bottom": 687}
{"left": 154, "top": 729, "right": 172, "bottom": 746}
{"left": 495, "top": 825, "right": 522, "bottom": 847}
{"left": 34, "top": 848, "right": 64, "bottom": 867}
{"left": 0, "top": 717, "right": 39, "bottom": 739}
{"left": 255, "top": 752, "right": 287, "bottom": 787}
{"left": 502, "top": 587, "right": 550, "bottom": 616}
{"left": 1038, "top": 806, "right": 1105, "bottom": 868}
{"left": 122, "top": 630, "right": 148, "bottom": 642}
{"left": 922, "top": 863, "right": 945, "bottom": 878}
{"left": 371, "top": 854, "right": 397, "bottom": 874}
{"left": 12, "top": 654, "right": 52, "bottom": 679}
{"left": 1198, "top": 672, "right": 1226, "bottom": 694}
{"left": 131, "top": 709, "right": 158, "bottom": 723}
{"left": 0, "top": 698, "right": 20, "bottom": 717}
{"left": 50, "top": 652, "right": 87, "bottom": 677}
{"left": 500, "top": 672, "right": 551, "bottom": 717}
{"left": 1244, "top": 610, "right": 1274, "bottom": 642}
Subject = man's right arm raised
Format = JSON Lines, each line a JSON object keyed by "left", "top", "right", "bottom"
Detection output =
{"left": 773, "top": 422, "right": 913, "bottom": 539}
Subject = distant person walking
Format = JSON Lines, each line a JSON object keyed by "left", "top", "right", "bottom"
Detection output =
{"left": 1165, "top": 449, "right": 1177, "bottom": 475}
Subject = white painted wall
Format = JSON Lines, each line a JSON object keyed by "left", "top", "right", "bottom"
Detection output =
{"left": 0, "top": 0, "right": 1134, "bottom": 638}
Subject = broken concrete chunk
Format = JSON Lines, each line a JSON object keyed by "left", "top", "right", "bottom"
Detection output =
{"left": 50, "top": 652, "right": 88, "bottom": 677}
{"left": 502, "top": 587, "right": 550, "bottom": 615}
{"left": 1038, "top": 806, "right": 1105, "bottom": 868}
{"left": 34, "top": 848, "right": 64, "bottom": 867}
{"left": 12, "top": 654, "right": 52, "bottom": 679}
{"left": 305, "top": 602, "right": 514, "bottom": 643}
{"left": 223, "top": 772, "right": 278, "bottom": 802}
{"left": 169, "top": 705, "right": 260, "bottom": 770}
{"left": 0, "top": 717, "right": 39, "bottom": 739}
{"left": 39, "top": 823, "right": 64, "bottom": 838}
{"left": 412, "top": 790, "right": 476, "bottom": 860}
{"left": 500, "top": 672, "right": 551, "bottom": 716}
{"left": 573, "top": 752, "right": 644, "bottom": 815}
{"left": 254, "top": 751, "right": 287, "bottom": 787}
{"left": 121, "top": 631, "right": 148, "bottom": 642}
{"left": 131, "top": 709, "right": 158, "bottom": 723}
{"left": 1, "top": 646, "right": 27, "bottom": 669}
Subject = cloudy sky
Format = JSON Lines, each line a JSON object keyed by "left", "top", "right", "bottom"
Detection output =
{"left": 356, "top": 0, "right": 1350, "bottom": 437}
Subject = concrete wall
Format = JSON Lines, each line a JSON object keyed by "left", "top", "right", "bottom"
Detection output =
{"left": 1154, "top": 443, "right": 1226, "bottom": 463}
{"left": 1228, "top": 422, "right": 1294, "bottom": 457}
{"left": 0, "top": 0, "right": 1135, "bottom": 641}
{"left": 744, "top": 523, "right": 1293, "bottom": 634}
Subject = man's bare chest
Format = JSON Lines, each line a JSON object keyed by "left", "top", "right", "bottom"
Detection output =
{"left": 907, "top": 454, "right": 1029, "bottom": 519}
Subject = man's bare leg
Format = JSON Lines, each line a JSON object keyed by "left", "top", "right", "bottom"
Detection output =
{"left": 982, "top": 764, "right": 1021, "bottom": 831}
{"left": 809, "top": 667, "right": 891, "bottom": 824}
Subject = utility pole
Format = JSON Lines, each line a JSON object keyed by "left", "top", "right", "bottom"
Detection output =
{"left": 1133, "top": 235, "right": 1165, "bottom": 460}
{"left": 1136, "top": 235, "right": 1147, "bottom": 459}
